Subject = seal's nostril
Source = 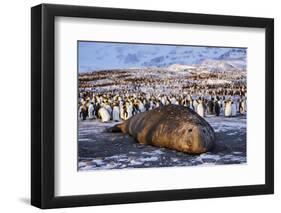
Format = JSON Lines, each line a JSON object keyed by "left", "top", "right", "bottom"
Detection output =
{"left": 188, "top": 129, "right": 192, "bottom": 132}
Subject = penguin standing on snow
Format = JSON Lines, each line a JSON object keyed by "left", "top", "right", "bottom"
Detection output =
{"left": 214, "top": 100, "right": 220, "bottom": 116}
{"left": 94, "top": 102, "right": 101, "bottom": 119}
{"left": 119, "top": 102, "right": 126, "bottom": 120}
{"left": 79, "top": 104, "right": 87, "bottom": 121}
{"left": 132, "top": 100, "right": 141, "bottom": 115}
{"left": 188, "top": 99, "right": 193, "bottom": 111}
{"left": 207, "top": 97, "right": 215, "bottom": 115}
{"left": 197, "top": 98, "right": 205, "bottom": 117}
{"left": 112, "top": 103, "right": 121, "bottom": 122}
{"left": 103, "top": 101, "right": 112, "bottom": 117}
{"left": 224, "top": 100, "right": 232, "bottom": 117}
{"left": 149, "top": 99, "right": 155, "bottom": 110}
{"left": 240, "top": 97, "right": 247, "bottom": 114}
{"left": 88, "top": 102, "right": 94, "bottom": 120}
{"left": 231, "top": 100, "right": 237, "bottom": 116}
{"left": 138, "top": 100, "right": 146, "bottom": 112}
{"left": 218, "top": 97, "right": 224, "bottom": 114}
{"left": 126, "top": 102, "right": 133, "bottom": 120}
{"left": 193, "top": 99, "right": 199, "bottom": 112}
{"left": 98, "top": 107, "right": 111, "bottom": 122}
{"left": 144, "top": 99, "right": 150, "bottom": 111}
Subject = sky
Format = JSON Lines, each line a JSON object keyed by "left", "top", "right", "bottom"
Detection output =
{"left": 78, "top": 41, "right": 246, "bottom": 73}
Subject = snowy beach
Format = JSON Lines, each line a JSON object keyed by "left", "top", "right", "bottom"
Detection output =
{"left": 78, "top": 115, "right": 246, "bottom": 171}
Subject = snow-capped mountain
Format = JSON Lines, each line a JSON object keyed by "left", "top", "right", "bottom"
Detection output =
{"left": 167, "top": 64, "right": 197, "bottom": 71}
{"left": 79, "top": 42, "right": 246, "bottom": 72}
{"left": 200, "top": 58, "right": 246, "bottom": 72}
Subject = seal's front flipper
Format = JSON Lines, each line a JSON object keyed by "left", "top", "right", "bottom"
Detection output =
{"left": 106, "top": 124, "right": 122, "bottom": 133}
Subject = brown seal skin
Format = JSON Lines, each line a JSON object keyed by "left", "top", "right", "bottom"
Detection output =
{"left": 108, "top": 104, "right": 215, "bottom": 154}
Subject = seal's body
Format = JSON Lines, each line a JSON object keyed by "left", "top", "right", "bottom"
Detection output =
{"left": 109, "top": 104, "right": 215, "bottom": 154}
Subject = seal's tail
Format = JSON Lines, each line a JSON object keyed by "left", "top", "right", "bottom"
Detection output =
{"left": 107, "top": 123, "right": 123, "bottom": 133}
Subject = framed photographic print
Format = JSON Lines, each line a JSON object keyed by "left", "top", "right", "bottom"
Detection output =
{"left": 31, "top": 3, "right": 274, "bottom": 209}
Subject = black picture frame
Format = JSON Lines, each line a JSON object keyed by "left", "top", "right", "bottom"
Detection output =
{"left": 31, "top": 3, "right": 274, "bottom": 209}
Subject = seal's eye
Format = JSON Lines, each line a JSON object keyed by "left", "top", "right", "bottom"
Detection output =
{"left": 203, "top": 130, "right": 206, "bottom": 134}
{"left": 188, "top": 129, "right": 192, "bottom": 132}
{"left": 187, "top": 140, "right": 192, "bottom": 147}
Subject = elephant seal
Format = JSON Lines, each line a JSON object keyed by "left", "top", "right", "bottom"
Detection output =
{"left": 108, "top": 104, "right": 215, "bottom": 154}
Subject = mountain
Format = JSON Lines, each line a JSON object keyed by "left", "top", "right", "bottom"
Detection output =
{"left": 167, "top": 64, "right": 197, "bottom": 71}
{"left": 79, "top": 42, "right": 247, "bottom": 72}
{"left": 200, "top": 58, "right": 246, "bottom": 72}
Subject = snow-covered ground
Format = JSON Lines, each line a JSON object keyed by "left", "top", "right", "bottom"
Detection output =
{"left": 78, "top": 115, "right": 246, "bottom": 171}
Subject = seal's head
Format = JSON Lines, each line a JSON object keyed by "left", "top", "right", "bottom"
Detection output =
{"left": 179, "top": 125, "right": 215, "bottom": 154}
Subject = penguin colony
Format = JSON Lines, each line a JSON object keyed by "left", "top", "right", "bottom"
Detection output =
{"left": 78, "top": 68, "right": 247, "bottom": 122}
{"left": 78, "top": 91, "right": 247, "bottom": 122}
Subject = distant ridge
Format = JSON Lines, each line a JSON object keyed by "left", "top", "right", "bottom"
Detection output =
{"left": 79, "top": 42, "right": 247, "bottom": 72}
